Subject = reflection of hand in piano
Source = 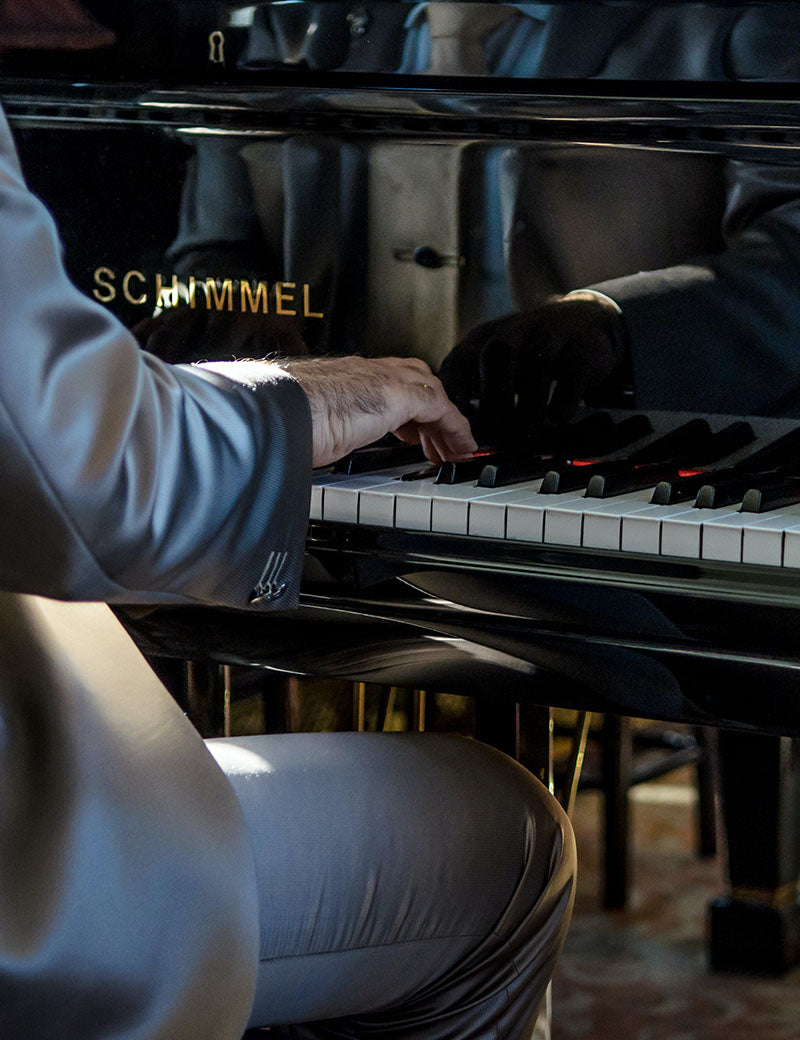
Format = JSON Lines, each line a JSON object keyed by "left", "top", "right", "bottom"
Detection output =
{"left": 438, "top": 292, "right": 628, "bottom": 440}
{"left": 311, "top": 411, "right": 800, "bottom": 569}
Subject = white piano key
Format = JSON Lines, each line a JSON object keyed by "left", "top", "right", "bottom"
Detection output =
{"left": 432, "top": 484, "right": 528, "bottom": 535}
{"left": 394, "top": 490, "right": 433, "bottom": 530}
{"left": 701, "top": 506, "right": 800, "bottom": 564}
{"left": 310, "top": 471, "right": 364, "bottom": 520}
{"left": 505, "top": 490, "right": 588, "bottom": 545}
{"left": 505, "top": 502, "right": 545, "bottom": 542}
{"left": 660, "top": 515, "right": 703, "bottom": 559}
{"left": 620, "top": 503, "right": 705, "bottom": 555}
{"left": 740, "top": 508, "right": 800, "bottom": 567}
{"left": 387, "top": 475, "right": 467, "bottom": 531}
{"left": 321, "top": 465, "right": 418, "bottom": 523}
{"left": 544, "top": 495, "right": 606, "bottom": 547}
{"left": 467, "top": 481, "right": 545, "bottom": 539}
{"left": 700, "top": 513, "right": 749, "bottom": 562}
{"left": 324, "top": 475, "right": 397, "bottom": 523}
{"left": 660, "top": 507, "right": 742, "bottom": 559}
{"left": 355, "top": 468, "right": 439, "bottom": 527}
{"left": 356, "top": 484, "right": 398, "bottom": 527}
{"left": 783, "top": 527, "right": 800, "bottom": 568}
{"left": 310, "top": 485, "right": 322, "bottom": 520}
{"left": 744, "top": 521, "right": 785, "bottom": 567}
{"left": 580, "top": 490, "right": 664, "bottom": 551}
{"left": 386, "top": 479, "right": 516, "bottom": 534}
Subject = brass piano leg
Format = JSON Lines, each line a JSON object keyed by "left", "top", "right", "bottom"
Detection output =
{"left": 353, "top": 681, "right": 367, "bottom": 732}
{"left": 221, "top": 665, "right": 232, "bottom": 738}
{"left": 559, "top": 711, "right": 592, "bottom": 818}
{"left": 381, "top": 686, "right": 398, "bottom": 731}
{"left": 412, "top": 689, "right": 427, "bottom": 732}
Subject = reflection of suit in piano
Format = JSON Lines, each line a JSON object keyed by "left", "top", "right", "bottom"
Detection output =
{"left": 164, "top": 4, "right": 800, "bottom": 419}
{"left": 407, "top": 4, "right": 800, "bottom": 416}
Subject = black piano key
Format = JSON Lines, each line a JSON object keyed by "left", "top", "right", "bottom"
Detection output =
{"left": 732, "top": 424, "right": 800, "bottom": 473}
{"left": 547, "top": 417, "right": 713, "bottom": 496}
{"left": 628, "top": 418, "right": 712, "bottom": 464}
{"left": 549, "top": 419, "right": 756, "bottom": 499}
{"left": 740, "top": 476, "right": 800, "bottom": 513}
{"left": 434, "top": 453, "right": 507, "bottom": 485}
{"left": 477, "top": 455, "right": 558, "bottom": 489}
{"left": 695, "top": 474, "right": 756, "bottom": 509}
{"left": 691, "top": 420, "right": 756, "bottom": 464}
{"left": 526, "top": 412, "right": 652, "bottom": 457}
{"left": 649, "top": 424, "right": 756, "bottom": 504}
{"left": 541, "top": 459, "right": 623, "bottom": 494}
{"left": 401, "top": 464, "right": 441, "bottom": 482}
{"left": 333, "top": 443, "right": 426, "bottom": 474}
{"left": 585, "top": 461, "right": 678, "bottom": 498}
{"left": 651, "top": 468, "right": 727, "bottom": 505}
{"left": 592, "top": 413, "right": 654, "bottom": 454}
{"left": 479, "top": 413, "right": 655, "bottom": 490}
{"left": 526, "top": 412, "right": 615, "bottom": 454}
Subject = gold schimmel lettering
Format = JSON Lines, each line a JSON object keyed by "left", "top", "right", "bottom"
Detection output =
{"left": 123, "top": 270, "right": 147, "bottom": 305}
{"left": 275, "top": 282, "right": 296, "bottom": 316}
{"left": 241, "top": 280, "right": 269, "bottom": 314}
{"left": 156, "top": 273, "right": 179, "bottom": 309}
{"left": 92, "top": 268, "right": 325, "bottom": 318}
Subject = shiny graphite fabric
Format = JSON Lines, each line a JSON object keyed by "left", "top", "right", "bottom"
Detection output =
{"left": 0, "top": 593, "right": 260, "bottom": 1040}
{"left": 0, "top": 103, "right": 311, "bottom": 610}
{"left": 209, "top": 732, "right": 576, "bottom": 1039}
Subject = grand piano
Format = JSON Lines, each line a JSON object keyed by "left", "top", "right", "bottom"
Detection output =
{"left": 5, "top": 0, "right": 800, "bottom": 974}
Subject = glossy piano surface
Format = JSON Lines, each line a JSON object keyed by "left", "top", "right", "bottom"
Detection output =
{"left": 7, "top": 1, "right": 800, "bottom": 731}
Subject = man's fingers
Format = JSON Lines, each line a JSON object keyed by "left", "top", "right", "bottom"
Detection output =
{"left": 395, "top": 420, "right": 475, "bottom": 463}
{"left": 279, "top": 355, "right": 475, "bottom": 466}
{"left": 417, "top": 429, "right": 444, "bottom": 466}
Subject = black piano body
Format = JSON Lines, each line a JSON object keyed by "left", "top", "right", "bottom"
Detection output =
{"left": 6, "top": 0, "right": 800, "bottom": 971}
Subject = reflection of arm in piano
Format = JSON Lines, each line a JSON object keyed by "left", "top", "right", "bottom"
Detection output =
{"left": 438, "top": 5, "right": 800, "bottom": 428}
{"left": 140, "top": 133, "right": 366, "bottom": 361}
{"left": 592, "top": 159, "right": 800, "bottom": 417}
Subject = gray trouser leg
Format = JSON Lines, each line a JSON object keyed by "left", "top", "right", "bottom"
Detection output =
{"left": 206, "top": 733, "right": 575, "bottom": 1040}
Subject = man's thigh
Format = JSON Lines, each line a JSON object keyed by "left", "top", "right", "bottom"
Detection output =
{"left": 207, "top": 732, "right": 574, "bottom": 1035}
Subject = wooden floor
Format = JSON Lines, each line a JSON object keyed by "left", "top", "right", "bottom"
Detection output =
{"left": 552, "top": 780, "right": 800, "bottom": 1040}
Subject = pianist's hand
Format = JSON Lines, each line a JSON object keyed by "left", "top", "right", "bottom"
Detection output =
{"left": 438, "top": 292, "right": 628, "bottom": 441}
{"left": 279, "top": 356, "right": 477, "bottom": 468}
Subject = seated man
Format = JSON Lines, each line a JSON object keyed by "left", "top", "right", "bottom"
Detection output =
{"left": 0, "top": 101, "right": 575, "bottom": 1040}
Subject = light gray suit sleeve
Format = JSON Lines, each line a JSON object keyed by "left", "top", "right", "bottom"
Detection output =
{"left": 592, "top": 160, "right": 800, "bottom": 417}
{"left": 0, "top": 104, "right": 312, "bottom": 608}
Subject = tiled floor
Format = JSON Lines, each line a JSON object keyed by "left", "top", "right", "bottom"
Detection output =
{"left": 552, "top": 785, "right": 800, "bottom": 1040}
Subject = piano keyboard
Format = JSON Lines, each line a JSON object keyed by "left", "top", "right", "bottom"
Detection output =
{"left": 309, "top": 412, "right": 800, "bottom": 569}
